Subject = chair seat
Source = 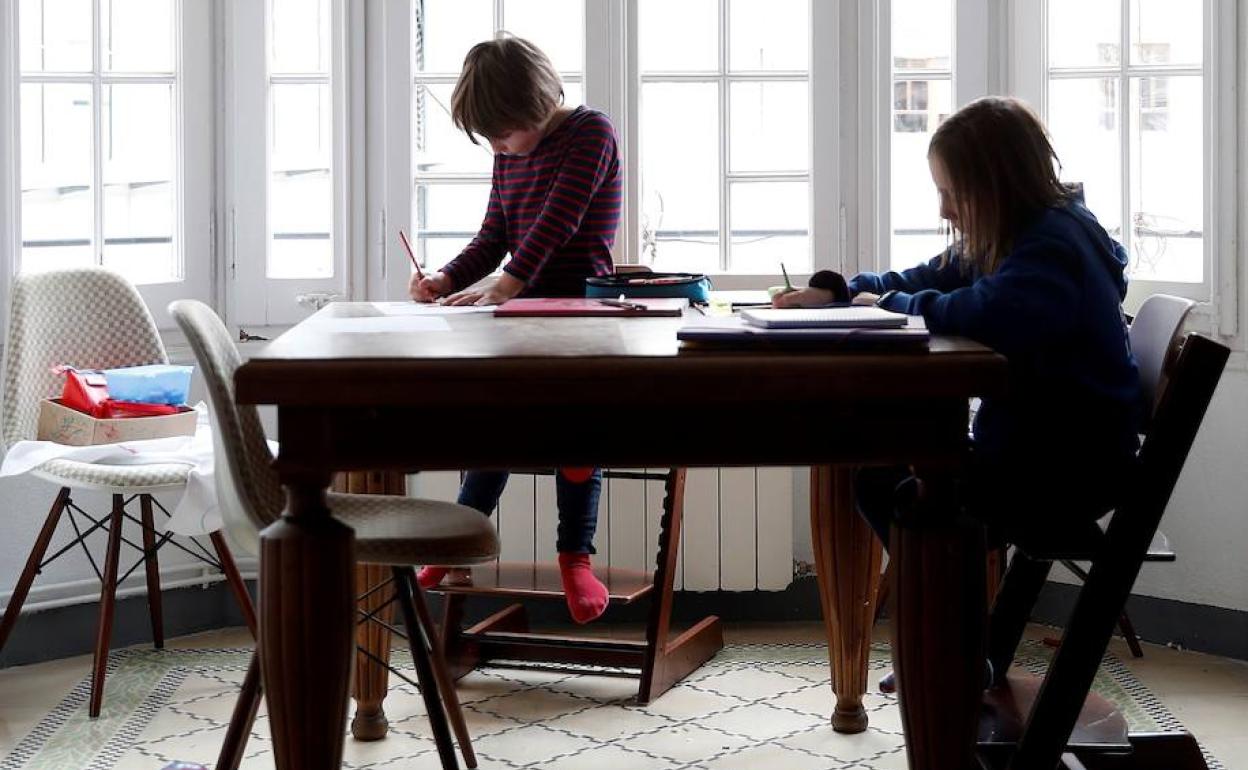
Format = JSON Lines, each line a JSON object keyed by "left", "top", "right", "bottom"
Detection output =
{"left": 330, "top": 492, "right": 499, "bottom": 567}
{"left": 32, "top": 458, "right": 192, "bottom": 491}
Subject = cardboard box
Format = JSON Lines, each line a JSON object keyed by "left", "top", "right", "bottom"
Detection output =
{"left": 36, "top": 398, "right": 197, "bottom": 446}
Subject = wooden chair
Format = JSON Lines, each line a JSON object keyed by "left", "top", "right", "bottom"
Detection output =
{"left": 978, "top": 332, "right": 1228, "bottom": 770}
{"left": 0, "top": 268, "right": 255, "bottom": 717}
{"left": 429, "top": 467, "right": 725, "bottom": 704}
{"left": 170, "top": 300, "right": 500, "bottom": 770}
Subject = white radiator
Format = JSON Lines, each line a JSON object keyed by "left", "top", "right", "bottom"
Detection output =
{"left": 411, "top": 468, "right": 796, "bottom": 591}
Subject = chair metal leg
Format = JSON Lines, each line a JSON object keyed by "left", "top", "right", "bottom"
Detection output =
{"left": 407, "top": 569, "right": 478, "bottom": 768}
{"left": 393, "top": 567, "right": 460, "bottom": 770}
{"left": 988, "top": 551, "right": 1052, "bottom": 683}
{"left": 210, "top": 531, "right": 258, "bottom": 638}
{"left": 217, "top": 652, "right": 264, "bottom": 770}
{"left": 139, "top": 495, "right": 165, "bottom": 649}
{"left": 89, "top": 494, "right": 127, "bottom": 718}
{"left": 0, "top": 488, "right": 71, "bottom": 652}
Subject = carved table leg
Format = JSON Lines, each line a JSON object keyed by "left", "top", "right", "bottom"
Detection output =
{"left": 810, "top": 465, "right": 884, "bottom": 733}
{"left": 337, "top": 471, "right": 408, "bottom": 742}
{"left": 261, "top": 470, "right": 355, "bottom": 770}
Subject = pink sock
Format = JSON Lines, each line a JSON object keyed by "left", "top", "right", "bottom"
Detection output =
{"left": 417, "top": 566, "right": 450, "bottom": 590}
{"left": 558, "top": 552, "right": 609, "bottom": 624}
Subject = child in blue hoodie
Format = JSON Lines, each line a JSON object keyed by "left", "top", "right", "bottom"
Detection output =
{"left": 780, "top": 97, "right": 1141, "bottom": 689}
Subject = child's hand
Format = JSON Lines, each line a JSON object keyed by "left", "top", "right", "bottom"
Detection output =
{"left": 411, "top": 271, "right": 451, "bottom": 302}
{"left": 851, "top": 292, "right": 880, "bottom": 306}
{"left": 772, "top": 287, "right": 838, "bottom": 308}
{"left": 441, "top": 273, "right": 525, "bottom": 306}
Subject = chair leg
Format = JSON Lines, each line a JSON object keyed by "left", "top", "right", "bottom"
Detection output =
{"left": 217, "top": 652, "right": 264, "bottom": 770}
{"left": 139, "top": 495, "right": 165, "bottom": 649}
{"left": 1118, "top": 610, "right": 1144, "bottom": 658}
{"left": 210, "top": 531, "right": 258, "bottom": 639}
{"left": 408, "top": 569, "right": 478, "bottom": 769}
{"left": 392, "top": 567, "right": 460, "bottom": 770}
{"left": 987, "top": 551, "right": 1052, "bottom": 683}
{"left": 0, "top": 488, "right": 71, "bottom": 652}
{"left": 89, "top": 494, "right": 127, "bottom": 718}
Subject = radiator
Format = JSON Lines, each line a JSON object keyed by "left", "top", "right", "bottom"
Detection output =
{"left": 411, "top": 468, "right": 796, "bottom": 591}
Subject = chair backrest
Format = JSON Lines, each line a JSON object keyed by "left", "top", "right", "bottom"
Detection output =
{"left": 169, "top": 300, "right": 285, "bottom": 555}
{"left": 1128, "top": 294, "right": 1195, "bottom": 423}
{"left": 2, "top": 268, "right": 168, "bottom": 449}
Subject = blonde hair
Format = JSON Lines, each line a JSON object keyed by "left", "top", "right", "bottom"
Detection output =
{"left": 929, "top": 96, "right": 1071, "bottom": 275}
{"left": 451, "top": 35, "right": 564, "bottom": 145}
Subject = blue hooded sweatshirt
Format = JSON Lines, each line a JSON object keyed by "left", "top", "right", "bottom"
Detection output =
{"left": 850, "top": 199, "right": 1142, "bottom": 471}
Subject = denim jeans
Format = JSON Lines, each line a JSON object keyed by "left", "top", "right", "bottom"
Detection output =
{"left": 457, "top": 469, "right": 602, "bottom": 554}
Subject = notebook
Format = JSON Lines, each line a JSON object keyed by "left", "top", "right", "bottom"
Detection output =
{"left": 677, "top": 315, "right": 929, "bottom": 349}
{"left": 494, "top": 297, "right": 689, "bottom": 317}
{"left": 740, "top": 306, "right": 908, "bottom": 329}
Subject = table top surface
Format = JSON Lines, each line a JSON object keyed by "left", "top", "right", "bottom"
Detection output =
{"left": 236, "top": 302, "right": 1007, "bottom": 409}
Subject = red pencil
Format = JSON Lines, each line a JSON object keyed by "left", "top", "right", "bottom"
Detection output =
{"left": 398, "top": 229, "right": 424, "bottom": 280}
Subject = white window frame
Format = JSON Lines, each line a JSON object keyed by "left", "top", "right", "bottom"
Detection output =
{"left": 0, "top": 0, "right": 213, "bottom": 330}
{"left": 1009, "top": 0, "right": 1238, "bottom": 336}
{"left": 223, "top": 0, "right": 360, "bottom": 327}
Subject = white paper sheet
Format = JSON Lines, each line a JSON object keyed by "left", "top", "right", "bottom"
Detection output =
{"left": 371, "top": 301, "right": 497, "bottom": 316}
{"left": 308, "top": 315, "right": 453, "bottom": 333}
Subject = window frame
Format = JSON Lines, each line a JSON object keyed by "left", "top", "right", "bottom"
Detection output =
{"left": 223, "top": 0, "right": 358, "bottom": 327}
{"left": 1, "top": 0, "right": 213, "bottom": 329}
{"left": 1009, "top": 0, "right": 1238, "bottom": 336}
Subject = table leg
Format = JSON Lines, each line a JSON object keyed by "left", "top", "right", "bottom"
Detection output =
{"left": 810, "top": 465, "right": 884, "bottom": 733}
{"left": 337, "top": 471, "right": 407, "bottom": 742}
{"left": 261, "top": 470, "right": 355, "bottom": 770}
{"left": 890, "top": 472, "right": 986, "bottom": 770}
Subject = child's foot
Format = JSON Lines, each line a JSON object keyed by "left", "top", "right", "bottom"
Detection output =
{"left": 416, "top": 566, "right": 472, "bottom": 590}
{"left": 558, "top": 552, "right": 609, "bottom": 624}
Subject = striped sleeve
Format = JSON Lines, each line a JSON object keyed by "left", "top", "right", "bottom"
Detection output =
{"left": 503, "top": 116, "right": 618, "bottom": 284}
{"left": 440, "top": 169, "right": 508, "bottom": 291}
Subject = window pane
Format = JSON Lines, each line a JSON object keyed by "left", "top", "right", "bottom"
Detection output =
{"left": 20, "top": 83, "right": 94, "bottom": 270}
{"left": 1130, "top": 75, "right": 1202, "bottom": 283}
{"left": 271, "top": 0, "right": 330, "bottom": 75}
{"left": 1130, "top": 0, "right": 1201, "bottom": 67}
{"left": 890, "top": 78, "right": 950, "bottom": 271}
{"left": 729, "top": 81, "right": 809, "bottom": 173}
{"left": 1048, "top": 0, "right": 1120, "bottom": 68}
{"left": 101, "top": 84, "right": 176, "bottom": 283}
{"left": 270, "top": 84, "right": 333, "bottom": 279}
{"left": 19, "top": 0, "right": 92, "bottom": 72}
{"left": 412, "top": 183, "right": 492, "bottom": 273}
{"left": 1048, "top": 78, "right": 1122, "bottom": 243}
{"left": 504, "top": 0, "right": 583, "bottom": 74}
{"left": 639, "top": 0, "right": 717, "bottom": 73}
{"left": 641, "top": 83, "right": 719, "bottom": 273}
{"left": 729, "top": 0, "right": 808, "bottom": 72}
{"left": 413, "top": 83, "right": 493, "bottom": 175}
{"left": 730, "top": 181, "right": 809, "bottom": 273}
{"left": 563, "top": 80, "right": 583, "bottom": 108}
{"left": 101, "top": 0, "right": 173, "bottom": 73}
{"left": 414, "top": 0, "right": 492, "bottom": 74}
{"left": 893, "top": 0, "right": 951, "bottom": 71}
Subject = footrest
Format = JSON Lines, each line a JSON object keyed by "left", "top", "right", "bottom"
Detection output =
{"left": 978, "top": 672, "right": 1130, "bottom": 753}
{"left": 426, "top": 561, "right": 654, "bottom": 604}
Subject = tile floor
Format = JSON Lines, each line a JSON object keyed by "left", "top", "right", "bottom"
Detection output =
{"left": 0, "top": 622, "right": 1244, "bottom": 769}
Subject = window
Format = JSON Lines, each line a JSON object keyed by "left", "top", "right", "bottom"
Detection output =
{"left": 637, "top": 0, "right": 812, "bottom": 276}
{"left": 410, "top": 0, "right": 585, "bottom": 275}
{"left": 887, "top": 0, "right": 953, "bottom": 271}
{"left": 225, "top": 0, "right": 349, "bottom": 326}
{"left": 7, "top": 0, "right": 212, "bottom": 323}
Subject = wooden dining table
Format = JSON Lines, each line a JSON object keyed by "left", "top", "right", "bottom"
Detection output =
{"left": 234, "top": 302, "right": 1006, "bottom": 769}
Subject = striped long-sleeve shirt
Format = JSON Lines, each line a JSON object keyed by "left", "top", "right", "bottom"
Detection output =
{"left": 440, "top": 106, "right": 621, "bottom": 297}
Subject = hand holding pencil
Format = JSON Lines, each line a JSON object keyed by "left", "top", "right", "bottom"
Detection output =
{"left": 400, "top": 228, "right": 451, "bottom": 302}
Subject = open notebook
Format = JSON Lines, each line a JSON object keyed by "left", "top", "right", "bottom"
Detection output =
{"left": 741, "top": 306, "right": 908, "bottom": 329}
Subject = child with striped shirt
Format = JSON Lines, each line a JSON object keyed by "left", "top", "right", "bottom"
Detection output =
{"left": 411, "top": 36, "right": 620, "bottom": 624}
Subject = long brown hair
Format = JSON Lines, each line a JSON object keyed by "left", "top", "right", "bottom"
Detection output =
{"left": 928, "top": 96, "right": 1070, "bottom": 274}
{"left": 451, "top": 35, "right": 564, "bottom": 145}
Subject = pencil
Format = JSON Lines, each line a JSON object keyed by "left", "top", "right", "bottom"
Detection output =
{"left": 780, "top": 262, "right": 794, "bottom": 292}
{"left": 398, "top": 229, "right": 424, "bottom": 280}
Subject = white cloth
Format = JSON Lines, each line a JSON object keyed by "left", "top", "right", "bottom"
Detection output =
{"left": 0, "top": 403, "right": 226, "bottom": 536}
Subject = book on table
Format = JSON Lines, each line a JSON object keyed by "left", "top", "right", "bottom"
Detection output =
{"left": 677, "top": 314, "right": 929, "bottom": 349}
{"left": 740, "top": 306, "right": 908, "bottom": 329}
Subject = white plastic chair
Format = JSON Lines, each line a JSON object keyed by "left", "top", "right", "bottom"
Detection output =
{"left": 170, "top": 299, "right": 499, "bottom": 770}
{"left": 0, "top": 267, "right": 255, "bottom": 717}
